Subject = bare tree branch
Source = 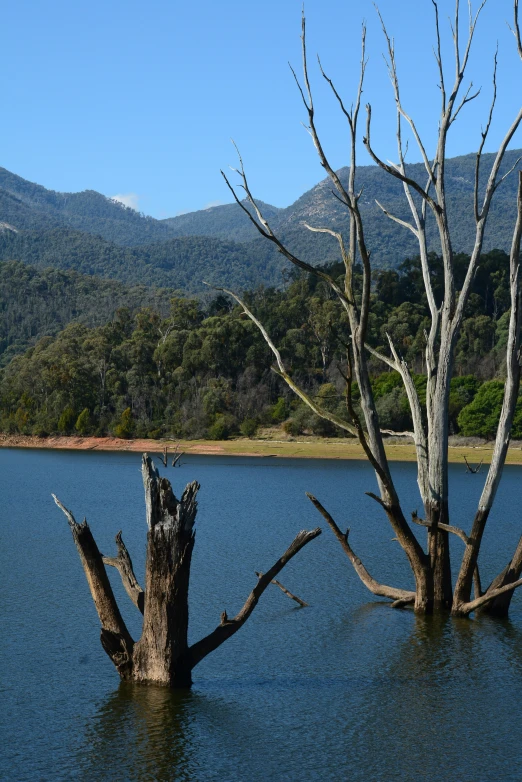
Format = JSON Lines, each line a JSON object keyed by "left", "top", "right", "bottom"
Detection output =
{"left": 510, "top": 0, "right": 522, "bottom": 58}
{"left": 102, "top": 531, "right": 144, "bottom": 614}
{"left": 375, "top": 200, "right": 418, "bottom": 235}
{"left": 187, "top": 527, "right": 322, "bottom": 669}
{"left": 363, "top": 105, "right": 440, "bottom": 213}
{"left": 454, "top": 170, "right": 522, "bottom": 607}
{"left": 463, "top": 455, "right": 484, "bottom": 474}
{"left": 449, "top": 82, "right": 481, "bottom": 127}
{"left": 364, "top": 342, "right": 398, "bottom": 371}
{"left": 374, "top": 4, "right": 436, "bottom": 185}
{"left": 384, "top": 332, "right": 430, "bottom": 503}
{"left": 366, "top": 491, "right": 391, "bottom": 511}
{"left": 391, "top": 596, "right": 415, "bottom": 609}
{"left": 221, "top": 165, "right": 352, "bottom": 309}
{"left": 203, "top": 282, "right": 359, "bottom": 436}
{"left": 53, "top": 495, "right": 134, "bottom": 676}
{"left": 432, "top": 1, "right": 446, "bottom": 110}
{"left": 471, "top": 44, "right": 496, "bottom": 223}
{"left": 290, "top": 12, "right": 351, "bottom": 206}
{"left": 306, "top": 492, "right": 415, "bottom": 602}
{"left": 302, "top": 222, "right": 355, "bottom": 302}
{"left": 411, "top": 511, "right": 470, "bottom": 545}
{"left": 457, "top": 576, "right": 522, "bottom": 615}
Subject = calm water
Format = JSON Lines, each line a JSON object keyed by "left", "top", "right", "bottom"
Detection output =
{"left": 2, "top": 449, "right": 522, "bottom": 781}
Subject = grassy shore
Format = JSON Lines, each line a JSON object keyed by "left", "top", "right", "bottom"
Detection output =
{"left": 2, "top": 433, "right": 522, "bottom": 464}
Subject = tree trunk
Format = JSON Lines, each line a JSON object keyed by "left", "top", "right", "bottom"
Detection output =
{"left": 427, "top": 503, "right": 453, "bottom": 611}
{"left": 55, "top": 454, "right": 321, "bottom": 688}
{"left": 132, "top": 457, "right": 199, "bottom": 687}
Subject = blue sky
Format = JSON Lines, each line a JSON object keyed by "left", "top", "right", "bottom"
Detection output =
{"left": 1, "top": 0, "right": 520, "bottom": 218}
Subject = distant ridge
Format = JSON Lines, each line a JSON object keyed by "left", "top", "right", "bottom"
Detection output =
{"left": 0, "top": 228, "right": 283, "bottom": 293}
{"left": 0, "top": 149, "right": 520, "bottom": 292}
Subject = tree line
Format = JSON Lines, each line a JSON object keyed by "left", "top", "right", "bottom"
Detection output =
{"left": 1, "top": 249, "right": 520, "bottom": 441}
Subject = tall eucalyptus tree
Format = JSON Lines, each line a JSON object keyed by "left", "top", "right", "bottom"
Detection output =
{"left": 221, "top": 0, "right": 522, "bottom": 615}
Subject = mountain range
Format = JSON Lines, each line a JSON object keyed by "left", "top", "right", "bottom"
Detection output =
{"left": 0, "top": 149, "right": 521, "bottom": 292}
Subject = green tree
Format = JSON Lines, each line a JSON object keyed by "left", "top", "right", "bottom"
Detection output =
{"left": 58, "top": 406, "right": 76, "bottom": 434}
{"left": 113, "top": 407, "right": 135, "bottom": 439}
{"left": 457, "top": 381, "right": 505, "bottom": 439}
{"left": 75, "top": 408, "right": 91, "bottom": 435}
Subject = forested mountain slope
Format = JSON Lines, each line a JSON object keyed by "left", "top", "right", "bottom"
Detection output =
{"left": 0, "top": 261, "right": 175, "bottom": 366}
{"left": 0, "top": 150, "right": 520, "bottom": 292}
{"left": 0, "top": 168, "right": 177, "bottom": 245}
{"left": 162, "top": 149, "right": 522, "bottom": 267}
{"left": 0, "top": 229, "right": 283, "bottom": 293}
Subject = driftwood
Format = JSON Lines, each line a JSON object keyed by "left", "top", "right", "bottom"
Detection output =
{"left": 54, "top": 454, "right": 320, "bottom": 687}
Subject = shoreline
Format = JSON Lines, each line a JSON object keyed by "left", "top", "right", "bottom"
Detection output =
{"left": 2, "top": 433, "right": 522, "bottom": 464}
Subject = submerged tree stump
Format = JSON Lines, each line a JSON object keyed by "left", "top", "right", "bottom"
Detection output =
{"left": 54, "top": 454, "right": 320, "bottom": 688}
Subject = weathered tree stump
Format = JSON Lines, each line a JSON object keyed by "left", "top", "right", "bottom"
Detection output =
{"left": 54, "top": 454, "right": 320, "bottom": 688}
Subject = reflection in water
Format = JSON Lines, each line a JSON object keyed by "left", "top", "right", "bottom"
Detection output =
{"left": 352, "top": 612, "right": 522, "bottom": 782}
{"left": 77, "top": 613, "right": 522, "bottom": 782}
{"left": 80, "top": 684, "right": 197, "bottom": 781}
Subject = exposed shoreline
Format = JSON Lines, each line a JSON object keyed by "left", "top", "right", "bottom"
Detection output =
{"left": 2, "top": 433, "right": 522, "bottom": 464}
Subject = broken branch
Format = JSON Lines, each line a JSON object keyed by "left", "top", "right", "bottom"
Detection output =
{"left": 255, "top": 571, "right": 309, "bottom": 607}
{"left": 102, "top": 530, "right": 145, "bottom": 614}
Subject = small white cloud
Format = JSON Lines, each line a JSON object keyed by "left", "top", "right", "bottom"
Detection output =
{"left": 110, "top": 193, "right": 140, "bottom": 211}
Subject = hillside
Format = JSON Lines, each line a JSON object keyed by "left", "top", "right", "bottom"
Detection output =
{"left": 0, "top": 228, "right": 283, "bottom": 293}
{"left": 0, "top": 261, "right": 174, "bottom": 366}
{"left": 162, "top": 149, "right": 522, "bottom": 267}
{"left": 1, "top": 250, "right": 518, "bottom": 442}
{"left": 0, "top": 168, "right": 177, "bottom": 245}
{"left": 0, "top": 150, "right": 520, "bottom": 291}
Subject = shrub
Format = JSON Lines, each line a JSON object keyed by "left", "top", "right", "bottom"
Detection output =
{"left": 207, "top": 414, "right": 237, "bottom": 440}
{"left": 58, "top": 406, "right": 76, "bottom": 434}
{"left": 240, "top": 418, "right": 258, "bottom": 437}
{"left": 113, "top": 408, "right": 135, "bottom": 439}
{"left": 457, "top": 381, "right": 504, "bottom": 438}
{"left": 270, "top": 397, "right": 287, "bottom": 422}
{"left": 75, "top": 408, "right": 91, "bottom": 435}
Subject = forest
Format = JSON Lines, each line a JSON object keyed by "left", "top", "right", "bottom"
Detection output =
{"left": 1, "top": 248, "right": 520, "bottom": 441}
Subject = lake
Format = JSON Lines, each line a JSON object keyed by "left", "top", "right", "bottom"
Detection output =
{"left": 2, "top": 448, "right": 522, "bottom": 781}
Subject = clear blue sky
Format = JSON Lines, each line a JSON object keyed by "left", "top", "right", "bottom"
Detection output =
{"left": 1, "top": 0, "right": 520, "bottom": 218}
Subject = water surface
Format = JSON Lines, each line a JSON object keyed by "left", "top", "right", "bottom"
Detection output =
{"left": 2, "top": 449, "right": 522, "bottom": 781}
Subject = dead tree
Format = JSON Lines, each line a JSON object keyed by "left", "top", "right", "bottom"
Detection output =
{"left": 464, "top": 456, "right": 484, "bottom": 474}
{"left": 171, "top": 442, "right": 184, "bottom": 467}
{"left": 222, "top": 1, "right": 522, "bottom": 616}
{"left": 53, "top": 454, "right": 320, "bottom": 687}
